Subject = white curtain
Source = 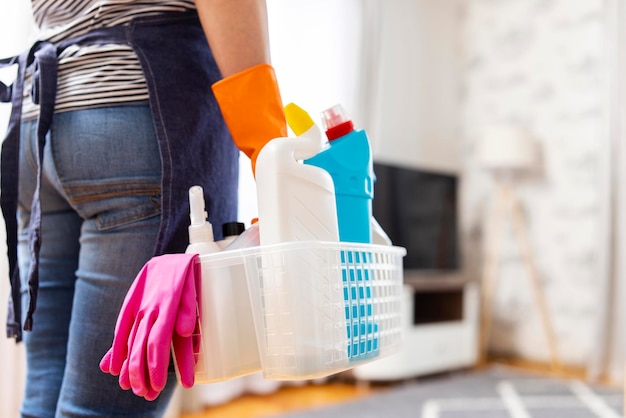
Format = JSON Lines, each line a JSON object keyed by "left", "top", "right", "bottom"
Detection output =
{"left": 590, "top": 0, "right": 626, "bottom": 384}
{"left": 357, "top": 0, "right": 462, "bottom": 175}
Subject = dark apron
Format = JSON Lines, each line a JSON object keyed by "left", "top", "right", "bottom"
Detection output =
{"left": 0, "top": 11, "right": 239, "bottom": 341}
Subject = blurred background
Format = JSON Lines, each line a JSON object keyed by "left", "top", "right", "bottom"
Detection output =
{"left": 2, "top": 0, "right": 625, "bottom": 416}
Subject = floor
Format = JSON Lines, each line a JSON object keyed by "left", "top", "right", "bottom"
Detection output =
{"left": 179, "top": 380, "right": 378, "bottom": 418}
{"left": 179, "top": 358, "right": 615, "bottom": 418}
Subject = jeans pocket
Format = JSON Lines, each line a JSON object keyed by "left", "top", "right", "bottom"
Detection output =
{"left": 63, "top": 178, "right": 162, "bottom": 231}
{"left": 95, "top": 195, "right": 161, "bottom": 231}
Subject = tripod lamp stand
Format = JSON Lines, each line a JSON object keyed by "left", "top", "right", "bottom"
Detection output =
{"left": 477, "top": 126, "right": 561, "bottom": 371}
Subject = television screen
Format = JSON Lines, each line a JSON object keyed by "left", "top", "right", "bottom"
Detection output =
{"left": 373, "top": 162, "right": 459, "bottom": 271}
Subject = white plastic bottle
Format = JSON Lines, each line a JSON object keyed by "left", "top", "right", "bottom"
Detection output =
{"left": 371, "top": 217, "right": 392, "bottom": 246}
{"left": 255, "top": 103, "right": 339, "bottom": 245}
{"left": 222, "top": 219, "right": 260, "bottom": 251}
{"left": 304, "top": 104, "right": 374, "bottom": 243}
{"left": 216, "top": 221, "right": 246, "bottom": 249}
{"left": 185, "top": 185, "right": 221, "bottom": 255}
{"left": 180, "top": 186, "right": 222, "bottom": 412}
{"left": 183, "top": 187, "right": 260, "bottom": 408}
{"left": 194, "top": 219, "right": 249, "bottom": 407}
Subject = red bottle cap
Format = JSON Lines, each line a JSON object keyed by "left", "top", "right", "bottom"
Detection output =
{"left": 321, "top": 104, "right": 354, "bottom": 141}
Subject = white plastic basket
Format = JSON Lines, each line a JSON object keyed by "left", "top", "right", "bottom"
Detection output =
{"left": 187, "top": 241, "right": 405, "bottom": 383}
{"left": 243, "top": 241, "right": 406, "bottom": 380}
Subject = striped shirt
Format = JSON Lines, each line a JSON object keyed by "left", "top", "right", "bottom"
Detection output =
{"left": 23, "top": 0, "right": 197, "bottom": 120}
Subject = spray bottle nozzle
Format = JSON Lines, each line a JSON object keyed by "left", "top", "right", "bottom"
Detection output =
{"left": 188, "top": 185, "right": 215, "bottom": 245}
{"left": 189, "top": 185, "right": 207, "bottom": 226}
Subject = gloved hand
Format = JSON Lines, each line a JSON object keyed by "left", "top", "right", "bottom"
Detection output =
{"left": 99, "top": 253, "right": 200, "bottom": 400}
{"left": 212, "top": 63, "right": 288, "bottom": 174}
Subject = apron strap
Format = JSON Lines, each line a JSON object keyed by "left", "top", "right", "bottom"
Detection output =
{"left": 1, "top": 51, "right": 27, "bottom": 339}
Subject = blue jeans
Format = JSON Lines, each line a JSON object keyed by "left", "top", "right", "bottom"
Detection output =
{"left": 18, "top": 105, "right": 177, "bottom": 417}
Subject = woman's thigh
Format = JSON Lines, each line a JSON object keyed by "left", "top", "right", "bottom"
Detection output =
{"left": 19, "top": 105, "right": 176, "bottom": 417}
{"left": 18, "top": 116, "right": 83, "bottom": 418}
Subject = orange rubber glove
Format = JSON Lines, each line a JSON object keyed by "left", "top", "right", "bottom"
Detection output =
{"left": 212, "top": 64, "right": 288, "bottom": 174}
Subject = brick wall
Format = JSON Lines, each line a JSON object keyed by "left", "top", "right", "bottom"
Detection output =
{"left": 460, "top": 0, "right": 607, "bottom": 365}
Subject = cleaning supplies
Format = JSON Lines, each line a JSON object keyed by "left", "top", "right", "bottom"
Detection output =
{"left": 183, "top": 186, "right": 260, "bottom": 387}
{"left": 304, "top": 104, "right": 374, "bottom": 243}
{"left": 190, "top": 220, "right": 247, "bottom": 407}
{"left": 186, "top": 185, "right": 221, "bottom": 256}
{"left": 217, "top": 222, "right": 246, "bottom": 249}
{"left": 179, "top": 186, "right": 223, "bottom": 411}
{"left": 223, "top": 218, "right": 261, "bottom": 251}
{"left": 298, "top": 106, "right": 379, "bottom": 362}
{"left": 255, "top": 103, "right": 339, "bottom": 245}
{"left": 283, "top": 101, "right": 326, "bottom": 150}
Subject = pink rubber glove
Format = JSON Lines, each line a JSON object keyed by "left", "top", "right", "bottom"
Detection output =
{"left": 171, "top": 262, "right": 202, "bottom": 386}
{"left": 99, "top": 253, "right": 200, "bottom": 400}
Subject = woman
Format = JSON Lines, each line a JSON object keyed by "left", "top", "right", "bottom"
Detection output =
{"left": 0, "top": 0, "right": 286, "bottom": 416}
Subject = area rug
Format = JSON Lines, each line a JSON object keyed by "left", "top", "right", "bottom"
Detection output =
{"left": 274, "top": 366, "right": 623, "bottom": 418}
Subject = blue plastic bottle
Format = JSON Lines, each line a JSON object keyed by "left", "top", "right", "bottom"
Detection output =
{"left": 304, "top": 104, "right": 374, "bottom": 243}
{"left": 302, "top": 105, "right": 379, "bottom": 362}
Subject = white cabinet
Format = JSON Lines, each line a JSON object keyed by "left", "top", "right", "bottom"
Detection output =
{"left": 354, "top": 275, "right": 479, "bottom": 381}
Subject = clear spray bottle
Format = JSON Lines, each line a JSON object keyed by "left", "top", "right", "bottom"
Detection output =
{"left": 178, "top": 185, "right": 223, "bottom": 411}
